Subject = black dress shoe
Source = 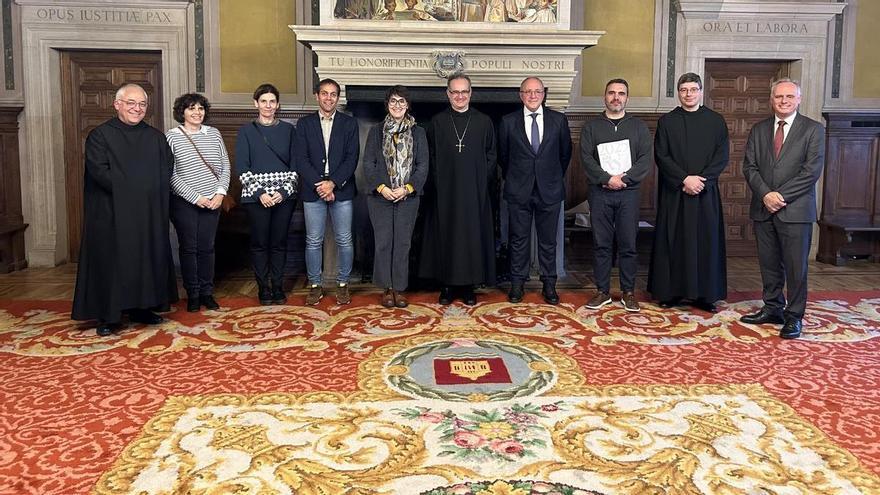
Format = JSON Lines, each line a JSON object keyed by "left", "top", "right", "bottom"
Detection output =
{"left": 692, "top": 300, "right": 717, "bottom": 313}
{"left": 187, "top": 297, "right": 201, "bottom": 313}
{"left": 462, "top": 287, "right": 477, "bottom": 306}
{"left": 128, "top": 309, "right": 163, "bottom": 325}
{"left": 508, "top": 283, "right": 524, "bottom": 303}
{"left": 96, "top": 321, "right": 120, "bottom": 337}
{"left": 271, "top": 287, "right": 287, "bottom": 305}
{"left": 439, "top": 286, "right": 453, "bottom": 305}
{"left": 200, "top": 295, "right": 220, "bottom": 310}
{"left": 780, "top": 319, "right": 802, "bottom": 339}
{"left": 542, "top": 283, "right": 559, "bottom": 305}
{"left": 658, "top": 298, "right": 681, "bottom": 308}
{"left": 740, "top": 307, "right": 784, "bottom": 325}
{"left": 258, "top": 286, "right": 272, "bottom": 306}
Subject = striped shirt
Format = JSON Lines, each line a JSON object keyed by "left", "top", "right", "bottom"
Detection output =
{"left": 166, "top": 125, "right": 231, "bottom": 204}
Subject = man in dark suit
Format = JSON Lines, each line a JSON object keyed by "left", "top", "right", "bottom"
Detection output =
{"left": 498, "top": 76, "right": 572, "bottom": 304}
{"left": 741, "top": 78, "right": 825, "bottom": 339}
{"left": 294, "top": 78, "right": 360, "bottom": 305}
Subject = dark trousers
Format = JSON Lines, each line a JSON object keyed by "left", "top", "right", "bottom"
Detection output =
{"left": 588, "top": 186, "right": 639, "bottom": 293}
{"left": 245, "top": 200, "right": 295, "bottom": 289}
{"left": 170, "top": 195, "right": 221, "bottom": 297}
{"left": 754, "top": 216, "right": 812, "bottom": 319}
{"left": 367, "top": 195, "right": 420, "bottom": 291}
{"left": 508, "top": 193, "right": 561, "bottom": 284}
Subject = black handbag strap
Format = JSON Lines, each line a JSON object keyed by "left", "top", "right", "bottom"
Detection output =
{"left": 251, "top": 121, "right": 290, "bottom": 167}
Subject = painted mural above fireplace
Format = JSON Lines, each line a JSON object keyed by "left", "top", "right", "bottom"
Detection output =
{"left": 334, "top": 0, "right": 559, "bottom": 23}
{"left": 292, "top": 0, "right": 599, "bottom": 108}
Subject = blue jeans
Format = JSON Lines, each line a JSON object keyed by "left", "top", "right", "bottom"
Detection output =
{"left": 303, "top": 199, "right": 354, "bottom": 286}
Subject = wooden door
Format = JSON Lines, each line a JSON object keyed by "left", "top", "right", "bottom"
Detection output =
{"left": 705, "top": 60, "right": 789, "bottom": 256}
{"left": 61, "top": 50, "right": 163, "bottom": 262}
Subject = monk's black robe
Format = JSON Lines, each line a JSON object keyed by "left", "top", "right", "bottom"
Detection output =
{"left": 648, "top": 106, "right": 729, "bottom": 303}
{"left": 72, "top": 117, "right": 178, "bottom": 323}
{"left": 419, "top": 107, "right": 497, "bottom": 286}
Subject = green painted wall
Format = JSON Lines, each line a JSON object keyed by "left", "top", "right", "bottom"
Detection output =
{"left": 853, "top": 1, "right": 880, "bottom": 98}
{"left": 219, "top": 0, "right": 297, "bottom": 95}
{"left": 581, "top": 0, "right": 655, "bottom": 98}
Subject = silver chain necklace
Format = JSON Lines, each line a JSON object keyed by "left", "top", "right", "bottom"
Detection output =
{"left": 450, "top": 113, "right": 471, "bottom": 153}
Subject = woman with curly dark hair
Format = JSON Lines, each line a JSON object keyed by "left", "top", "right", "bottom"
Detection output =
{"left": 166, "top": 93, "right": 230, "bottom": 312}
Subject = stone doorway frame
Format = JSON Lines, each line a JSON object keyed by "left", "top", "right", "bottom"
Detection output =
{"left": 673, "top": 1, "right": 846, "bottom": 120}
{"left": 17, "top": 1, "right": 192, "bottom": 267}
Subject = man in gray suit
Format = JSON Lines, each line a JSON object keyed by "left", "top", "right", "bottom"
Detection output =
{"left": 741, "top": 78, "right": 825, "bottom": 339}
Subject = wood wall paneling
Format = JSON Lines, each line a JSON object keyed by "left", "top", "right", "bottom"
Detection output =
{"left": 818, "top": 113, "right": 880, "bottom": 264}
{"left": 0, "top": 106, "right": 27, "bottom": 272}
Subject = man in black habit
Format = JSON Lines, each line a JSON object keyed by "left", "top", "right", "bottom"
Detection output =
{"left": 648, "top": 73, "right": 729, "bottom": 313}
{"left": 72, "top": 83, "right": 178, "bottom": 336}
{"left": 419, "top": 74, "right": 497, "bottom": 305}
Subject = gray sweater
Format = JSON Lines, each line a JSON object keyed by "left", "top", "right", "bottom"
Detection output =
{"left": 579, "top": 113, "right": 652, "bottom": 189}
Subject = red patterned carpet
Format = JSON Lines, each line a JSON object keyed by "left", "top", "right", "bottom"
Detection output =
{"left": 0, "top": 290, "right": 878, "bottom": 494}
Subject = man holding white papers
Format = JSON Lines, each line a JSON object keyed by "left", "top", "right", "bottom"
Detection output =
{"left": 579, "top": 79, "right": 651, "bottom": 312}
{"left": 499, "top": 76, "right": 573, "bottom": 304}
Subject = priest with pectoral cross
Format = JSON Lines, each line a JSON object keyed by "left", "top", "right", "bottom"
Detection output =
{"left": 419, "top": 73, "right": 498, "bottom": 305}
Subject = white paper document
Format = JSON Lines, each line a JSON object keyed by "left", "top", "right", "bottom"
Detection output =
{"left": 597, "top": 139, "right": 632, "bottom": 175}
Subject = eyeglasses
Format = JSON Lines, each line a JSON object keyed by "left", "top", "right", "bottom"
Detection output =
{"left": 520, "top": 90, "right": 545, "bottom": 96}
{"left": 121, "top": 99, "right": 148, "bottom": 109}
{"left": 448, "top": 90, "right": 471, "bottom": 96}
{"left": 388, "top": 98, "right": 407, "bottom": 107}
{"left": 678, "top": 87, "right": 701, "bottom": 95}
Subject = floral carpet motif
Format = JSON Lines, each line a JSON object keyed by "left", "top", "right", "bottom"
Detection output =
{"left": 1, "top": 291, "right": 879, "bottom": 494}
{"left": 94, "top": 386, "right": 878, "bottom": 495}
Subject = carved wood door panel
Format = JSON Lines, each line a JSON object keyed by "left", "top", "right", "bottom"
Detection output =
{"left": 61, "top": 50, "right": 162, "bottom": 262}
{"left": 705, "top": 60, "right": 789, "bottom": 256}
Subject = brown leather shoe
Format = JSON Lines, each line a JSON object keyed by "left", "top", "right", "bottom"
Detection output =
{"left": 394, "top": 290, "right": 408, "bottom": 308}
{"left": 336, "top": 284, "right": 351, "bottom": 305}
{"left": 584, "top": 291, "right": 612, "bottom": 310}
{"left": 381, "top": 288, "right": 394, "bottom": 308}
{"left": 306, "top": 285, "right": 323, "bottom": 305}
{"left": 620, "top": 291, "right": 641, "bottom": 312}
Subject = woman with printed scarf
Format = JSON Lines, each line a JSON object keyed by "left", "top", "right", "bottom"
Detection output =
{"left": 362, "top": 85, "right": 428, "bottom": 308}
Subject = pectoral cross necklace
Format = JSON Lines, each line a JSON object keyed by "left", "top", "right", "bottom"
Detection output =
{"left": 450, "top": 114, "right": 471, "bottom": 153}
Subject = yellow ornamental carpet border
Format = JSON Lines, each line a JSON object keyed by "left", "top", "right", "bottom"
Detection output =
{"left": 93, "top": 384, "right": 880, "bottom": 495}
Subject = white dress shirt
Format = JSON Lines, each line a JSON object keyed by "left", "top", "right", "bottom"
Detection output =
{"left": 320, "top": 110, "right": 336, "bottom": 175}
{"left": 773, "top": 111, "right": 797, "bottom": 145}
{"left": 523, "top": 106, "right": 544, "bottom": 148}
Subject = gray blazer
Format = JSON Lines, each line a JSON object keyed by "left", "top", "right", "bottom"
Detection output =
{"left": 742, "top": 113, "right": 825, "bottom": 223}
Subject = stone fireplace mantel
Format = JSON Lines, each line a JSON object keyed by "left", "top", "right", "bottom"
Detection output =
{"left": 290, "top": 24, "right": 602, "bottom": 109}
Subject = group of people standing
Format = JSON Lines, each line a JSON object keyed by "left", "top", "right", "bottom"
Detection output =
{"left": 71, "top": 71, "right": 824, "bottom": 342}
{"left": 580, "top": 73, "right": 824, "bottom": 340}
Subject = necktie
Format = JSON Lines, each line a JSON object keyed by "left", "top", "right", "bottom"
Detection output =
{"left": 773, "top": 120, "right": 786, "bottom": 159}
{"left": 530, "top": 113, "right": 540, "bottom": 154}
